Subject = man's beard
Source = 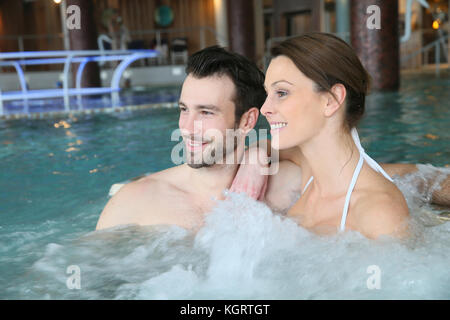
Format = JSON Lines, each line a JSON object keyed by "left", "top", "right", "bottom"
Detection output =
{"left": 186, "top": 128, "right": 241, "bottom": 169}
{"left": 186, "top": 149, "right": 216, "bottom": 169}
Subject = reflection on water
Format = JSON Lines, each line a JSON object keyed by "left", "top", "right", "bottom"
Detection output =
{"left": 4, "top": 166, "right": 450, "bottom": 300}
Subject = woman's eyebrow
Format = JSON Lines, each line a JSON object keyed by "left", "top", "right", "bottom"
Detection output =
{"left": 271, "top": 80, "right": 294, "bottom": 87}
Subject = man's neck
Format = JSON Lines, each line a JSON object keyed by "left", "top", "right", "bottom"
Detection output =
{"left": 186, "top": 163, "right": 240, "bottom": 200}
{"left": 184, "top": 141, "right": 246, "bottom": 201}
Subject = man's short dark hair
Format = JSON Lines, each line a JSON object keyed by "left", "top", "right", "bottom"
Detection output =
{"left": 185, "top": 46, "right": 267, "bottom": 121}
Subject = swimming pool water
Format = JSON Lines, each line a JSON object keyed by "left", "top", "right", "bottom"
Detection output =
{"left": 0, "top": 73, "right": 449, "bottom": 299}
{"left": 1, "top": 86, "right": 180, "bottom": 116}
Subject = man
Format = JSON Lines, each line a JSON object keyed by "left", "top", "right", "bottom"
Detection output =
{"left": 96, "top": 46, "right": 266, "bottom": 230}
{"left": 96, "top": 46, "right": 449, "bottom": 231}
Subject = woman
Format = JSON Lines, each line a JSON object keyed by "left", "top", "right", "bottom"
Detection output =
{"left": 236, "top": 33, "right": 410, "bottom": 239}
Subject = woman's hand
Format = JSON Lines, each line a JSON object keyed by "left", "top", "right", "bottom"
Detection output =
{"left": 229, "top": 146, "right": 270, "bottom": 200}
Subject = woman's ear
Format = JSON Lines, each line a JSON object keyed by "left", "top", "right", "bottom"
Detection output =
{"left": 324, "top": 83, "right": 347, "bottom": 117}
{"left": 239, "top": 107, "right": 260, "bottom": 134}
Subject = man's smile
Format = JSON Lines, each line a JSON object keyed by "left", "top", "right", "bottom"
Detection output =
{"left": 184, "top": 138, "right": 213, "bottom": 152}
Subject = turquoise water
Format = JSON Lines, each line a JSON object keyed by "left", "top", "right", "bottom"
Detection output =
{"left": 0, "top": 73, "right": 449, "bottom": 299}
{"left": 2, "top": 86, "right": 180, "bottom": 116}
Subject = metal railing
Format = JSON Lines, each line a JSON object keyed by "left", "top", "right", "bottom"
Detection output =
{"left": 0, "top": 49, "right": 158, "bottom": 116}
{"left": 401, "top": 33, "right": 449, "bottom": 75}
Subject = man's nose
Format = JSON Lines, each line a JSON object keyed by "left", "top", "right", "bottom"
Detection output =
{"left": 181, "top": 114, "right": 202, "bottom": 135}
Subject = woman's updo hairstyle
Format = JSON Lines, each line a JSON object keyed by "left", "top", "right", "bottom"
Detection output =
{"left": 270, "top": 32, "right": 370, "bottom": 130}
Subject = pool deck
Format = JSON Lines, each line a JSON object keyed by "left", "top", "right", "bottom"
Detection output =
{"left": 0, "top": 101, "right": 178, "bottom": 120}
{"left": 401, "top": 63, "right": 450, "bottom": 75}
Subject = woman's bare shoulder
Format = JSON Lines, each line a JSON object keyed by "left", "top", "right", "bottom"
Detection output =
{"left": 353, "top": 178, "right": 410, "bottom": 239}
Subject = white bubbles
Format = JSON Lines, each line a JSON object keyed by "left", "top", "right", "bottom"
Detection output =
{"left": 6, "top": 167, "right": 450, "bottom": 299}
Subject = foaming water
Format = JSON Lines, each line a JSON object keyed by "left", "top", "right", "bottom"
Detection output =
{"left": 5, "top": 166, "right": 450, "bottom": 300}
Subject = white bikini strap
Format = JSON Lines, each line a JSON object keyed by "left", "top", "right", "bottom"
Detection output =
{"left": 302, "top": 176, "right": 314, "bottom": 194}
{"left": 340, "top": 152, "right": 364, "bottom": 232}
{"left": 351, "top": 128, "right": 393, "bottom": 182}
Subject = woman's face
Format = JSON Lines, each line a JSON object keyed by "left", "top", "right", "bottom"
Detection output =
{"left": 261, "top": 55, "right": 327, "bottom": 150}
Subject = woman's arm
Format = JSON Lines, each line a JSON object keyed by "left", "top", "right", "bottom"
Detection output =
{"left": 380, "top": 163, "right": 450, "bottom": 207}
{"left": 229, "top": 139, "right": 299, "bottom": 201}
{"left": 229, "top": 143, "right": 270, "bottom": 200}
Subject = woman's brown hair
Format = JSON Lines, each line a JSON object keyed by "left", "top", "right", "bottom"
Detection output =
{"left": 271, "top": 32, "right": 370, "bottom": 130}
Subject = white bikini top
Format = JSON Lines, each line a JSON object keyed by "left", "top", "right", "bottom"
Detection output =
{"left": 301, "top": 128, "right": 393, "bottom": 232}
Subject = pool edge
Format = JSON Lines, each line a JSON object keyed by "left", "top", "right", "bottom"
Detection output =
{"left": 0, "top": 102, "right": 178, "bottom": 121}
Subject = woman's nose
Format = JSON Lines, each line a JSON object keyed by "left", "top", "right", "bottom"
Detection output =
{"left": 260, "top": 97, "right": 273, "bottom": 118}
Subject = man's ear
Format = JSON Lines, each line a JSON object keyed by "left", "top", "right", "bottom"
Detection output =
{"left": 238, "top": 107, "right": 260, "bottom": 134}
{"left": 324, "top": 83, "right": 346, "bottom": 117}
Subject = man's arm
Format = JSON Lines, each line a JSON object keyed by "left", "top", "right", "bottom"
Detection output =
{"left": 96, "top": 181, "right": 141, "bottom": 230}
{"left": 96, "top": 177, "right": 164, "bottom": 230}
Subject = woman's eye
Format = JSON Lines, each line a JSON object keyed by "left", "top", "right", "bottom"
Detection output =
{"left": 201, "top": 111, "right": 213, "bottom": 115}
{"left": 179, "top": 108, "right": 187, "bottom": 113}
{"left": 276, "top": 91, "right": 287, "bottom": 98}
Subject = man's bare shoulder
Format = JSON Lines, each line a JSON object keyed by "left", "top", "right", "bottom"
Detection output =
{"left": 124, "top": 164, "right": 189, "bottom": 200}
{"left": 144, "top": 164, "right": 188, "bottom": 184}
{"left": 96, "top": 165, "right": 188, "bottom": 230}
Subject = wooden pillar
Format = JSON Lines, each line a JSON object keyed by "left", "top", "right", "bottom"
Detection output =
{"left": 351, "top": 0, "right": 399, "bottom": 90}
{"left": 67, "top": 0, "right": 101, "bottom": 88}
{"left": 253, "top": 0, "right": 265, "bottom": 68}
{"left": 214, "top": 0, "right": 229, "bottom": 47}
{"left": 227, "top": 0, "right": 256, "bottom": 60}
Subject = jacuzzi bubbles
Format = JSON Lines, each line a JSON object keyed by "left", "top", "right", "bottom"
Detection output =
{"left": 7, "top": 165, "right": 450, "bottom": 299}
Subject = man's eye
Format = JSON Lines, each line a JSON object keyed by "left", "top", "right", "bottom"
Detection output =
{"left": 201, "top": 111, "right": 213, "bottom": 115}
{"left": 179, "top": 107, "right": 187, "bottom": 112}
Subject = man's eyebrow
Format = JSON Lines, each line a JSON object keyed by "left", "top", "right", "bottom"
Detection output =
{"left": 195, "top": 105, "right": 220, "bottom": 111}
{"left": 178, "top": 101, "right": 220, "bottom": 111}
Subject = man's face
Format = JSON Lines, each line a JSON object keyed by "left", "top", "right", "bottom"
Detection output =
{"left": 178, "top": 74, "right": 240, "bottom": 168}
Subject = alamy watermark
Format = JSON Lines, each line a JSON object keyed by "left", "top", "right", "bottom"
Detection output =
{"left": 170, "top": 121, "right": 279, "bottom": 175}
{"left": 367, "top": 5, "right": 381, "bottom": 30}
{"left": 366, "top": 265, "right": 381, "bottom": 290}
{"left": 66, "top": 5, "right": 81, "bottom": 30}
{"left": 66, "top": 265, "right": 81, "bottom": 290}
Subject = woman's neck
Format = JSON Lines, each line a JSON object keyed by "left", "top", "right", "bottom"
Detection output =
{"left": 299, "top": 128, "right": 361, "bottom": 198}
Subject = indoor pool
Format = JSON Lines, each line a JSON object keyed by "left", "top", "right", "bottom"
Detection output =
{"left": 1, "top": 73, "right": 449, "bottom": 299}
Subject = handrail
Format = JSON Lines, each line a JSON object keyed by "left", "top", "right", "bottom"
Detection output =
{"left": 0, "top": 50, "right": 150, "bottom": 59}
{"left": 401, "top": 0, "right": 429, "bottom": 42}
{"left": 401, "top": 34, "right": 449, "bottom": 75}
{"left": 0, "top": 49, "right": 158, "bottom": 116}
{"left": 401, "top": 34, "right": 449, "bottom": 63}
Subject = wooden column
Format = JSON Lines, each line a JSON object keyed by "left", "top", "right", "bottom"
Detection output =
{"left": 67, "top": 0, "right": 101, "bottom": 88}
{"left": 351, "top": 0, "right": 399, "bottom": 90}
{"left": 227, "top": 0, "right": 256, "bottom": 60}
